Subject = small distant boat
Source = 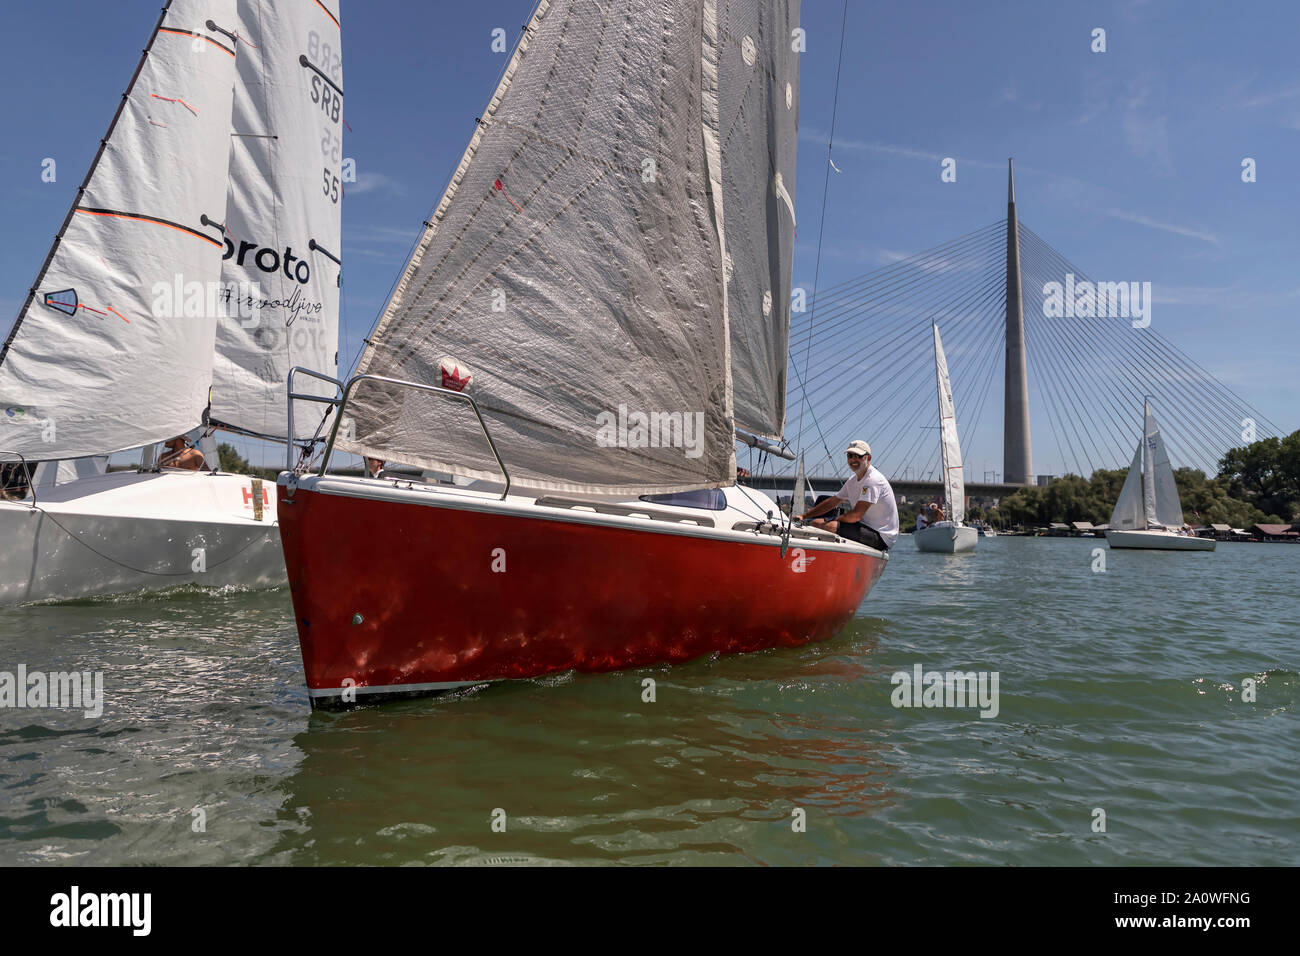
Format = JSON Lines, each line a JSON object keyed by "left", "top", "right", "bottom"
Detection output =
{"left": 914, "top": 322, "right": 978, "bottom": 554}
{"left": 978, "top": 523, "right": 997, "bottom": 538}
{"left": 1105, "top": 401, "right": 1215, "bottom": 551}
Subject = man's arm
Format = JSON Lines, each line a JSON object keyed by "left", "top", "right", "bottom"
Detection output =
{"left": 840, "top": 500, "right": 869, "bottom": 524}
{"left": 796, "top": 495, "right": 843, "bottom": 522}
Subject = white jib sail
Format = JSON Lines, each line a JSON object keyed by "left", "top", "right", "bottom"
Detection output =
{"left": 1110, "top": 440, "right": 1145, "bottom": 530}
{"left": 342, "top": 0, "right": 736, "bottom": 495}
{"left": 209, "top": 0, "right": 343, "bottom": 440}
{"left": 1147, "top": 406, "right": 1184, "bottom": 528}
{"left": 933, "top": 323, "right": 964, "bottom": 525}
{"left": 1141, "top": 401, "right": 1179, "bottom": 528}
{"left": 718, "top": 0, "right": 800, "bottom": 440}
{"left": 0, "top": 1, "right": 240, "bottom": 460}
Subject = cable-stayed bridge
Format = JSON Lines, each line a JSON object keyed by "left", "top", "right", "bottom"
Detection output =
{"left": 763, "top": 161, "right": 1281, "bottom": 498}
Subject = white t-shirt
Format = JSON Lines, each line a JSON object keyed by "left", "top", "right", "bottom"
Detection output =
{"left": 837, "top": 465, "right": 899, "bottom": 548}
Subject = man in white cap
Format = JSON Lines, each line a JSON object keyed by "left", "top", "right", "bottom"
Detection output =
{"left": 794, "top": 440, "right": 899, "bottom": 550}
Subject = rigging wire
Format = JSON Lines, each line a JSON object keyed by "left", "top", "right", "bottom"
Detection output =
{"left": 792, "top": 0, "right": 850, "bottom": 477}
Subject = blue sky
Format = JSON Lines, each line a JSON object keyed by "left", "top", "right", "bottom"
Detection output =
{"left": 1, "top": 1, "right": 1296, "bottom": 475}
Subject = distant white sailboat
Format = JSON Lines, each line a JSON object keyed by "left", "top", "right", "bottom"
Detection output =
{"left": 915, "top": 322, "right": 978, "bottom": 553}
{"left": 1105, "top": 401, "right": 1215, "bottom": 551}
{"left": 0, "top": 0, "right": 344, "bottom": 604}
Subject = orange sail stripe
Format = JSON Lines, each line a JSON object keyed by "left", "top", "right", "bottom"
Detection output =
{"left": 74, "top": 208, "right": 222, "bottom": 248}
{"left": 157, "top": 27, "right": 236, "bottom": 57}
{"left": 314, "top": 0, "right": 341, "bottom": 29}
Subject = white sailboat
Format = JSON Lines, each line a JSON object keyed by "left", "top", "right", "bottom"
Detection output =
{"left": 0, "top": 0, "right": 344, "bottom": 604}
{"left": 274, "top": 0, "right": 891, "bottom": 708}
{"left": 915, "top": 322, "right": 978, "bottom": 553}
{"left": 1105, "top": 401, "right": 1215, "bottom": 551}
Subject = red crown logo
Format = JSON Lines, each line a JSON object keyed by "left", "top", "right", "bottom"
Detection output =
{"left": 441, "top": 364, "right": 471, "bottom": 392}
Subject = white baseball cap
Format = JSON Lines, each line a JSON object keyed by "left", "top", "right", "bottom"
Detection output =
{"left": 845, "top": 440, "right": 871, "bottom": 457}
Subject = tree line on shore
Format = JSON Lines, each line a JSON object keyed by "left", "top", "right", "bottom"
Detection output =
{"left": 972, "top": 430, "right": 1300, "bottom": 529}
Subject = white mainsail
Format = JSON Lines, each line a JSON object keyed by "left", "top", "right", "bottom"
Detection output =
{"left": 719, "top": 0, "right": 800, "bottom": 440}
{"left": 210, "top": 0, "right": 343, "bottom": 440}
{"left": 342, "top": 0, "right": 769, "bottom": 495}
{"left": 933, "top": 323, "right": 964, "bottom": 525}
{"left": 0, "top": 1, "right": 239, "bottom": 460}
{"left": 1110, "top": 440, "right": 1145, "bottom": 530}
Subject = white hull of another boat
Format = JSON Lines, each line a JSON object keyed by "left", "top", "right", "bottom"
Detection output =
{"left": 0, "top": 470, "right": 284, "bottom": 605}
{"left": 1105, "top": 529, "right": 1215, "bottom": 551}
{"left": 914, "top": 522, "right": 979, "bottom": 553}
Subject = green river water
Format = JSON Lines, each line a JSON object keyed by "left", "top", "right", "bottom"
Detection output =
{"left": 1, "top": 536, "right": 1295, "bottom": 865}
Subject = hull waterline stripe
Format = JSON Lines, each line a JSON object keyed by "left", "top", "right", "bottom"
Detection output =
{"left": 75, "top": 207, "right": 223, "bottom": 247}
{"left": 308, "top": 679, "right": 486, "bottom": 698}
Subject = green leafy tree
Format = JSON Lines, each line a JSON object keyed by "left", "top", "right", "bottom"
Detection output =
{"left": 1218, "top": 432, "right": 1300, "bottom": 522}
{"left": 217, "top": 442, "right": 251, "bottom": 473}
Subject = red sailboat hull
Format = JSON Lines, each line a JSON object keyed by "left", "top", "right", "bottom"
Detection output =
{"left": 278, "top": 480, "right": 887, "bottom": 707}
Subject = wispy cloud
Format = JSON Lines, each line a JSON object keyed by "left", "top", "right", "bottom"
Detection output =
{"left": 799, "top": 128, "right": 1006, "bottom": 172}
{"left": 1103, "top": 208, "right": 1218, "bottom": 245}
{"left": 347, "top": 172, "right": 405, "bottom": 196}
{"left": 346, "top": 224, "right": 421, "bottom": 244}
{"left": 994, "top": 79, "right": 1043, "bottom": 112}
{"left": 1120, "top": 76, "right": 1172, "bottom": 173}
{"left": 1239, "top": 82, "right": 1300, "bottom": 109}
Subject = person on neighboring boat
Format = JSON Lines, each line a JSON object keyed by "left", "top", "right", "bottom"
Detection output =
{"left": 794, "top": 440, "right": 899, "bottom": 550}
{"left": 915, "top": 510, "right": 929, "bottom": 532}
{"left": 365, "top": 457, "right": 385, "bottom": 478}
{"left": 931, "top": 502, "right": 946, "bottom": 523}
{"left": 1, "top": 462, "right": 29, "bottom": 500}
{"left": 158, "top": 435, "right": 205, "bottom": 470}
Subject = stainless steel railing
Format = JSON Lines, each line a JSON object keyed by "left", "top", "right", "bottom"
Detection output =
{"left": 290, "top": 370, "right": 510, "bottom": 500}
{"left": 285, "top": 366, "right": 346, "bottom": 472}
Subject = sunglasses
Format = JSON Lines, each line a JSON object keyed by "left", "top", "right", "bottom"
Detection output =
{"left": 846, "top": 453, "right": 863, "bottom": 460}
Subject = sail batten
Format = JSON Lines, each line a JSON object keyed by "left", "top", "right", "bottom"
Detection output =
{"left": 0, "top": 0, "right": 240, "bottom": 460}
{"left": 343, "top": 0, "right": 748, "bottom": 494}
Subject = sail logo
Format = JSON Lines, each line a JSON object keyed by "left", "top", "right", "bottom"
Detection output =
{"left": 0, "top": 665, "right": 104, "bottom": 718}
{"left": 1041, "top": 273, "right": 1152, "bottom": 328}
{"left": 224, "top": 237, "right": 311, "bottom": 285}
{"left": 595, "top": 404, "right": 706, "bottom": 459}
{"left": 890, "top": 665, "right": 1000, "bottom": 718}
